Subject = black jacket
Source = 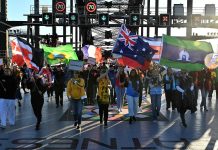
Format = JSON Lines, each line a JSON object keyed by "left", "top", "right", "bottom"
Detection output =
{"left": 0, "top": 75, "right": 18, "bottom": 99}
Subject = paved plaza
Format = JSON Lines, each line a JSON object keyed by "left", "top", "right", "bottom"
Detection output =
{"left": 0, "top": 91, "right": 218, "bottom": 150}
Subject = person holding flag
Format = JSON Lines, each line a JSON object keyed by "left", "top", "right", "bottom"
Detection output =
{"left": 27, "top": 71, "right": 48, "bottom": 130}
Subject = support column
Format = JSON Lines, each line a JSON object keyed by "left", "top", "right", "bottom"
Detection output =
{"left": 63, "top": 14, "right": 66, "bottom": 45}
{"left": 0, "top": 0, "right": 7, "bottom": 51}
{"left": 70, "top": 0, "right": 74, "bottom": 44}
{"left": 75, "top": 26, "right": 78, "bottom": 51}
{"left": 155, "top": 0, "right": 159, "bottom": 37}
{"left": 186, "top": 0, "right": 193, "bottom": 38}
{"left": 141, "top": 5, "right": 144, "bottom": 36}
{"left": 52, "top": 0, "right": 56, "bottom": 35}
{"left": 167, "top": 0, "right": 171, "bottom": 35}
{"left": 34, "top": 0, "right": 40, "bottom": 49}
{"left": 27, "top": 16, "right": 31, "bottom": 43}
{"left": 147, "top": 0, "right": 150, "bottom": 37}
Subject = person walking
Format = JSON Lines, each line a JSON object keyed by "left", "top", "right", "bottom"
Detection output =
{"left": 126, "top": 69, "right": 140, "bottom": 124}
{"left": 198, "top": 69, "right": 212, "bottom": 111}
{"left": 115, "top": 66, "right": 126, "bottom": 112}
{"left": 149, "top": 64, "right": 162, "bottom": 121}
{"left": 27, "top": 72, "right": 47, "bottom": 130}
{"left": 163, "top": 68, "right": 176, "bottom": 111}
{"left": 53, "top": 65, "right": 65, "bottom": 108}
{"left": 0, "top": 67, "right": 18, "bottom": 129}
{"left": 176, "top": 71, "right": 195, "bottom": 127}
{"left": 67, "top": 71, "right": 85, "bottom": 130}
{"left": 97, "top": 68, "right": 111, "bottom": 127}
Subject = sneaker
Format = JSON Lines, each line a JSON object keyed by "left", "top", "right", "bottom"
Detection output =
{"left": 104, "top": 122, "right": 108, "bottom": 127}
{"left": 138, "top": 107, "right": 142, "bottom": 113}
{"left": 129, "top": 117, "right": 132, "bottom": 124}
{"left": 74, "top": 122, "right": 78, "bottom": 127}
{"left": 132, "top": 116, "right": 136, "bottom": 121}
{"left": 35, "top": 124, "right": 40, "bottom": 130}
{"left": 76, "top": 125, "right": 81, "bottom": 130}
{"left": 182, "top": 122, "right": 187, "bottom": 128}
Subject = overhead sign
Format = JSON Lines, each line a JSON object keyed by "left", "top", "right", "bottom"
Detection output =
{"left": 86, "top": 1, "right": 97, "bottom": 14}
{"left": 55, "top": 0, "right": 66, "bottom": 13}
{"left": 68, "top": 60, "right": 84, "bottom": 71}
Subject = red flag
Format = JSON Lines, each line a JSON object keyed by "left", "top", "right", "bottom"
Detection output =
{"left": 95, "top": 47, "right": 103, "bottom": 63}
{"left": 118, "top": 56, "right": 150, "bottom": 70}
{"left": 10, "top": 40, "right": 25, "bottom": 66}
{"left": 10, "top": 37, "right": 39, "bottom": 71}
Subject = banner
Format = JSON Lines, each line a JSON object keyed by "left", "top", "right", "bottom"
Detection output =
{"left": 68, "top": 60, "right": 84, "bottom": 71}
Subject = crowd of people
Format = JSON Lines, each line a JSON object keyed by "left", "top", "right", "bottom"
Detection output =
{"left": 0, "top": 61, "right": 217, "bottom": 130}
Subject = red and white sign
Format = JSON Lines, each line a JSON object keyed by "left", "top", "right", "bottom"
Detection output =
{"left": 55, "top": 1, "right": 66, "bottom": 13}
{"left": 86, "top": 1, "right": 97, "bottom": 13}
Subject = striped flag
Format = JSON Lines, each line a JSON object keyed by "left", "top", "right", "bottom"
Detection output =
{"left": 82, "top": 45, "right": 102, "bottom": 63}
{"left": 10, "top": 37, "right": 39, "bottom": 71}
{"left": 141, "top": 37, "right": 162, "bottom": 62}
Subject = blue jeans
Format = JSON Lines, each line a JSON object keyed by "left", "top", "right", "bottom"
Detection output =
{"left": 126, "top": 95, "right": 138, "bottom": 116}
{"left": 70, "top": 100, "right": 83, "bottom": 125}
{"left": 115, "top": 86, "right": 125, "bottom": 110}
{"left": 150, "top": 94, "right": 161, "bottom": 120}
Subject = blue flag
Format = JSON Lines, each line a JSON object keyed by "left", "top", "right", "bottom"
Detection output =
{"left": 134, "top": 36, "right": 158, "bottom": 61}
{"left": 113, "top": 40, "right": 146, "bottom": 65}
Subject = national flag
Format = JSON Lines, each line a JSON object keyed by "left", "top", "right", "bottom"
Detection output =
{"left": 82, "top": 45, "right": 102, "bottom": 63}
{"left": 141, "top": 37, "right": 162, "bottom": 61}
{"left": 117, "top": 56, "right": 150, "bottom": 70}
{"left": 10, "top": 37, "right": 39, "bottom": 71}
{"left": 160, "top": 35, "right": 213, "bottom": 71}
{"left": 42, "top": 44, "right": 78, "bottom": 65}
{"left": 134, "top": 36, "right": 158, "bottom": 61}
{"left": 117, "top": 24, "right": 138, "bottom": 49}
{"left": 10, "top": 39, "right": 24, "bottom": 66}
{"left": 113, "top": 40, "right": 146, "bottom": 65}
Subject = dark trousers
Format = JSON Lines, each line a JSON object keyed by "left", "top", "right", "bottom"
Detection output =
{"left": 87, "top": 84, "right": 97, "bottom": 104}
{"left": 110, "top": 87, "right": 116, "bottom": 104}
{"left": 138, "top": 87, "right": 143, "bottom": 107}
{"left": 179, "top": 108, "right": 187, "bottom": 125}
{"left": 47, "top": 86, "right": 54, "bottom": 97}
{"left": 193, "top": 86, "right": 199, "bottom": 106}
{"left": 165, "top": 90, "right": 176, "bottom": 109}
{"left": 98, "top": 103, "right": 109, "bottom": 124}
{"left": 55, "top": 90, "right": 63, "bottom": 106}
{"left": 16, "top": 88, "right": 22, "bottom": 100}
{"left": 31, "top": 96, "right": 44, "bottom": 124}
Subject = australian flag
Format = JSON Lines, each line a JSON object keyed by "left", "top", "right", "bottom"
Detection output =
{"left": 113, "top": 39, "right": 146, "bottom": 65}
{"left": 134, "top": 36, "right": 158, "bottom": 61}
{"left": 113, "top": 24, "right": 157, "bottom": 65}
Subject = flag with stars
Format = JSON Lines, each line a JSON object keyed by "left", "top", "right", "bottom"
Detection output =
{"left": 134, "top": 36, "right": 158, "bottom": 61}
{"left": 113, "top": 40, "right": 146, "bottom": 65}
{"left": 112, "top": 24, "right": 146, "bottom": 65}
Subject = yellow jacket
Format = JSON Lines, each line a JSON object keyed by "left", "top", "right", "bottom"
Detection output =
{"left": 67, "top": 78, "right": 85, "bottom": 100}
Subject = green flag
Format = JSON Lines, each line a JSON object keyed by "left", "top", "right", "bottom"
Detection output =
{"left": 160, "top": 35, "right": 213, "bottom": 71}
{"left": 42, "top": 44, "right": 78, "bottom": 65}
